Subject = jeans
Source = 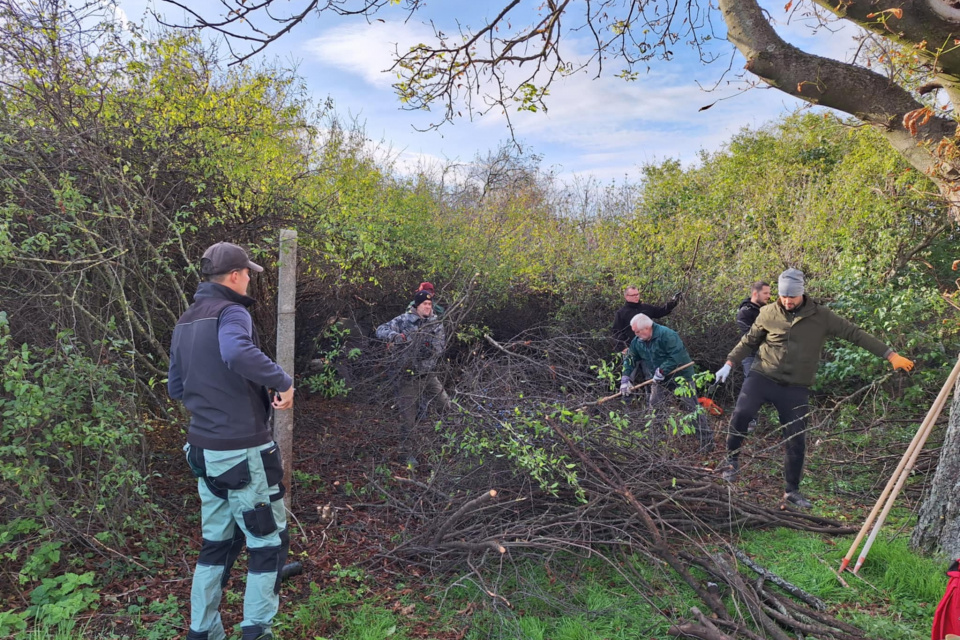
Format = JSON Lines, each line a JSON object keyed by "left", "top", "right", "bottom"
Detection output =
{"left": 726, "top": 374, "right": 810, "bottom": 493}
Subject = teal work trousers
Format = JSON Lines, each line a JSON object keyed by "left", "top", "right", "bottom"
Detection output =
{"left": 185, "top": 442, "right": 288, "bottom": 640}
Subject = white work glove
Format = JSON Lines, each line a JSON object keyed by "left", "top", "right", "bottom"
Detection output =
{"left": 653, "top": 368, "right": 665, "bottom": 383}
{"left": 714, "top": 363, "right": 731, "bottom": 383}
{"left": 620, "top": 375, "right": 631, "bottom": 397}
{"left": 392, "top": 332, "right": 407, "bottom": 344}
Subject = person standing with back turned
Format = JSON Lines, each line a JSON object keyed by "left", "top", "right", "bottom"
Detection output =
{"left": 168, "top": 242, "right": 295, "bottom": 640}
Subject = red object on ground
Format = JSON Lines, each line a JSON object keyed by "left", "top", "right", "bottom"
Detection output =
{"left": 697, "top": 397, "right": 723, "bottom": 416}
{"left": 932, "top": 560, "right": 960, "bottom": 640}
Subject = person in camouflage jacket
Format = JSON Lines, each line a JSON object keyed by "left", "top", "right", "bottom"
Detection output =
{"left": 376, "top": 290, "right": 451, "bottom": 464}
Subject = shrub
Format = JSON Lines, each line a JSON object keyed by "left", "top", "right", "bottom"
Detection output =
{"left": 0, "top": 311, "right": 154, "bottom": 544}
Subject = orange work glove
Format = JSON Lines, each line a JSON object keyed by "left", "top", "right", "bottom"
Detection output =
{"left": 888, "top": 353, "right": 914, "bottom": 372}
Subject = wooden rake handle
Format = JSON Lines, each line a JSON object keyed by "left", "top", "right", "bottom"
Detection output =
{"left": 582, "top": 362, "right": 696, "bottom": 410}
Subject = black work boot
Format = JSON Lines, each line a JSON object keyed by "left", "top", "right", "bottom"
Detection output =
{"left": 783, "top": 491, "right": 813, "bottom": 510}
{"left": 241, "top": 625, "right": 274, "bottom": 640}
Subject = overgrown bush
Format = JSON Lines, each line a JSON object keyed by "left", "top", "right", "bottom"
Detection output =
{"left": 0, "top": 311, "right": 153, "bottom": 541}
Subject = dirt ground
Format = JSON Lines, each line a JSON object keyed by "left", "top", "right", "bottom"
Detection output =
{"left": 84, "top": 393, "right": 463, "bottom": 639}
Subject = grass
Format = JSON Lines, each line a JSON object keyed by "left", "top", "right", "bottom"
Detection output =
{"left": 274, "top": 564, "right": 464, "bottom": 640}
{"left": 738, "top": 527, "right": 945, "bottom": 639}
{"left": 459, "top": 554, "right": 705, "bottom": 640}
{"left": 452, "top": 523, "right": 945, "bottom": 640}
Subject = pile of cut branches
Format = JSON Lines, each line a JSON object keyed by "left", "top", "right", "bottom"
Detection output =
{"left": 354, "top": 333, "right": 872, "bottom": 639}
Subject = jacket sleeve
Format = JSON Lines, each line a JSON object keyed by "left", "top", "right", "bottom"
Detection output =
{"left": 825, "top": 309, "right": 892, "bottom": 359}
{"left": 641, "top": 300, "right": 677, "bottom": 320}
{"left": 375, "top": 315, "right": 402, "bottom": 342}
{"left": 218, "top": 306, "right": 293, "bottom": 391}
{"left": 611, "top": 310, "right": 631, "bottom": 345}
{"left": 167, "top": 343, "right": 183, "bottom": 401}
{"left": 728, "top": 319, "right": 768, "bottom": 365}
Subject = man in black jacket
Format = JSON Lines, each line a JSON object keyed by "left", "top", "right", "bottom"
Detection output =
{"left": 168, "top": 242, "right": 294, "bottom": 640}
{"left": 611, "top": 286, "right": 682, "bottom": 351}
{"left": 735, "top": 281, "right": 771, "bottom": 377}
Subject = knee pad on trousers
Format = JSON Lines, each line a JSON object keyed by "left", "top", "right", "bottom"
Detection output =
{"left": 248, "top": 543, "right": 282, "bottom": 575}
{"left": 198, "top": 534, "right": 241, "bottom": 568}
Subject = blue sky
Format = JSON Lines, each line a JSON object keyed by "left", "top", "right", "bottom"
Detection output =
{"left": 112, "top": 0, "right": 860, "bottom": 183}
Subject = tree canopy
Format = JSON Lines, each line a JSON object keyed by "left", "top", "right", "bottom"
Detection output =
{"left": 161, "top": 0, "right": 960, "bottom": 214}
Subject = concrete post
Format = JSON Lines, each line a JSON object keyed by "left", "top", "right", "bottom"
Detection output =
{"left": 275, "top": 229, "right": 297, "bottom": 509}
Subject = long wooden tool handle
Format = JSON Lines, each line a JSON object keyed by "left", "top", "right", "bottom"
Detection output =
{"left": 839, "top": 354, "right": 960, "bottom": 573}
{"left": 594, "top": 362, "right": 695, "bottom": 406}
{"left": 852, "top": 355, "right": 960, "bottom": 574}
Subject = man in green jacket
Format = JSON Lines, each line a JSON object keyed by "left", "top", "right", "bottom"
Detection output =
{"left": 620, "top": 314, "right": 714, "bottom": 451}
{"left": 714, "top": 269, "right": 915, "bottom": 508}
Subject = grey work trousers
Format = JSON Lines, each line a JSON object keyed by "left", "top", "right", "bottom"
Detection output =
{"left": 398, "top": 372, "right": 451, "bottom": 439}
{"left": 650, "top": 382, "right": 713, "bottom": 446}
{"left": 185, "top": 442, "right": 288, "bottom": 640}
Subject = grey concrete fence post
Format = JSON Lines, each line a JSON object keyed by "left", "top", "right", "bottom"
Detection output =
{"left": 275, "top": 229, "right": 297, "bottom": 509}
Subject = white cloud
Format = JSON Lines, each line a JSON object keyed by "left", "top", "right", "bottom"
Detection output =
{"left": 287, "top": 4, "right": 834, "bottom": 184}
{"left": 303, "top": 21, "right": 436, "bottom": 89}
{"left": 98, "top": 0, "right": 133, "bottom": 31}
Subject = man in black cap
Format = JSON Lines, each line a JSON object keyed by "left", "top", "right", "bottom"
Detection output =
{"left": 168, "top": 242, "right": 294, "bottom": 640}
{"left": 376, "top": 290, "right": 450, "bottom": 465}
{"left": 714, "top": 268, "right": 914, "bottom": 509}
{"left": 406, "top": 281, "right": 445, "bottom": 318}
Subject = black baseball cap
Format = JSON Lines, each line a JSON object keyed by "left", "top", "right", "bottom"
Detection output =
{"left": 200, "top": 242, "right": 263, "bottom": 275}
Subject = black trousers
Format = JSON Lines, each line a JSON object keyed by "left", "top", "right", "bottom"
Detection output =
{"left": 727, "top": 373, "right": 810, "bottom": 493}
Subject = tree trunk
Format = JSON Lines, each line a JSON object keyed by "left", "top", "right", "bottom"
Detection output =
{"left": 912, "top": 374, "right": 960, "bottom": 559}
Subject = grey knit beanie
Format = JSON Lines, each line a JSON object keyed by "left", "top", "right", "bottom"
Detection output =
{"left": 778, "top": 268, "right": 805, "bottom": 297}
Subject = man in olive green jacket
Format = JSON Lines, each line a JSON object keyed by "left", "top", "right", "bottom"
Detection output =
{"left": 714, "top": 269, "right": 914, "bottom": 509}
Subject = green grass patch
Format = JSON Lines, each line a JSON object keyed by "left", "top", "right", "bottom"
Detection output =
{"left": 275, "top": 563, "right": 462, "bottom": 640}
{"left": 461, "top": 555, "right": 703, "bottom": 640}
{"left": 739, "top": 527, "right": 945, "bottom": 639}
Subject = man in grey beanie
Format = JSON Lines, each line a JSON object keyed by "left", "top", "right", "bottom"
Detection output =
{"left": 713, "top": 268, "right": 914, "bottom": 509}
